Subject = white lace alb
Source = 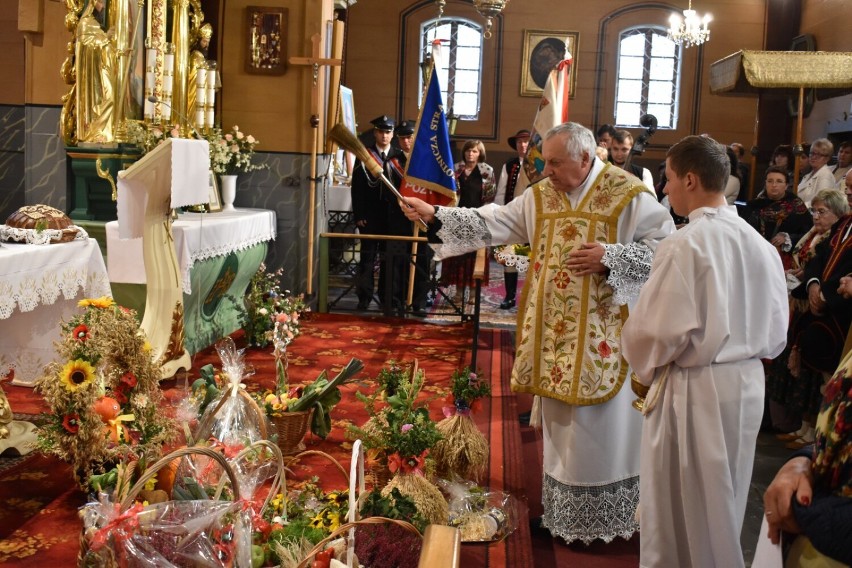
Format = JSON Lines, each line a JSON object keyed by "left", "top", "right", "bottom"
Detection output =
{"left": 601, "top": 242, "right": 654, "bottom": 305}
{"left": 433, "top": 207, "right": 491, "bottom": 260}
{"left": 541, "top": 472, "right": 640, "bottom": 545}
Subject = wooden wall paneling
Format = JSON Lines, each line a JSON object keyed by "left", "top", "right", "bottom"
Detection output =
{"left": 0, "top": 3, "right": 26, "bottom": 105}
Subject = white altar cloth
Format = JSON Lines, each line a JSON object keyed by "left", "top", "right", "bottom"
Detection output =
{"left": 0, "top": 238, "right": 112, "bottom": 386}
{"left": 106, "top": 208, "right": 276, "bottom": 294}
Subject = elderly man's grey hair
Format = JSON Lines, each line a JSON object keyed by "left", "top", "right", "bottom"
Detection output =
{"left": 544, "top": 122, "right": 597, "bottom": 162}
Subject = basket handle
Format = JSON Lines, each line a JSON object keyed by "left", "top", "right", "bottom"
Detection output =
{"left": 285, "top": 450, "right": 350, "bottom": 485}
{"left": 120, "top": 446, "right": 241, "bottom": 510}
{"left": 296, "top": 517, "right": 422, "bottom": 568}
{"left": 193, "top": 387, "right": 268, "bottom": 443}
{"left": 228, "top": 440, "right": 285, "bottom": 518}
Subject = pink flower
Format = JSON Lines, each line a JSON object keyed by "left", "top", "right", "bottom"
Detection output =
{"left": 225, "top": 134, "right": 233, "bottom": 142}
{"left": 236, "top": 131, "right": 244, "bottom": 140}
{"left": 276, "top": 313, "right": 290, "bottom": 323}
{"left": 401, "top": 423, "right": 413, "bottom": 433}
{"left": 246, "top": 135, "right": 256, "bottom": 144}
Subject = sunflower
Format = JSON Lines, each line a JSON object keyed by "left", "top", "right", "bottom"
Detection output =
{"left": 60, "top": 359, "right": 95, "bottom": 391}
{"left": 78, "top": 296, "right": 115, "bottom": 309}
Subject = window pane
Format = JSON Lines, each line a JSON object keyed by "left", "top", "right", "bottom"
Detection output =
{"left": 453, "top": 92, "right": 478, "bottom": 116}
{"left": 647, "top": 104, "right": 673, "bottom": 128}
{"left": 651, "top": 33, "right": 676, "bottom": 57}
{"left": 456, "top": 47, "right": 481, "bottom": 67}
{"left": 616, "top": 79, "right": 643, "bottom": 103}
{"left": 437, "top": 67, "right": 449, "bottom": 90}
{"left": 455, "top": 69, "right": 480, "bottom": 91}
{"left": 457, "top": 24, "right": 481, "bottom": 46}
{"left": 619, "top": 55, "right": 644, "bottom": 79}
{"left": 647, "top": 80, "right": 673, "bottom": 104}
{"left": 649, "top": 57, "right": 674, "bottom": 81}
{"left": 620, "top": 33, "right": 646, "bottom": 56}
{"left": 615, "top": 102, "right": 641, "bottom": 126}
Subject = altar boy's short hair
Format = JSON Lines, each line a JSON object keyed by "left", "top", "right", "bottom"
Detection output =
{"left": 666, "top": 135, "right": 729, "bottom": 193}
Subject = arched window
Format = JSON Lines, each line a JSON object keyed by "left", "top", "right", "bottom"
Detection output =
{"left": 614, "top": 26, "right": 681, "bottom": 129}
{"left": 421, "top": 18, "right": 484, "bottom": 120}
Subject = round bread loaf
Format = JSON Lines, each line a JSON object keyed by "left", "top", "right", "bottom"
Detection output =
{"left": 5, "top": 204, "right": 73, "bottom": 231}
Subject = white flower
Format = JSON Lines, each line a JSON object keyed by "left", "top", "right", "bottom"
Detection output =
{"left": 259, "top": 307, "right": 268, "bottom": 315}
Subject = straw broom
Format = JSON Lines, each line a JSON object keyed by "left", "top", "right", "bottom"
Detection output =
{"left": 433, "top": 413, "right": 489, "bottom": 482}
{"left": 327, "top": 124, "right": 428, "bottom": 230}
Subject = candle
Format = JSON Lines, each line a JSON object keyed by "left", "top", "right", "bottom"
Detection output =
{"left": 207, "top": 67, "right": 217, "bottom": 88}
{"left": 195, "top": 109, "right": 205, "bottom": 130}
{"left": 196, "top": 68, "right": 207, "bottom": 88}
{"left": 206, "top": 108, "right": 215, "bottom": 129}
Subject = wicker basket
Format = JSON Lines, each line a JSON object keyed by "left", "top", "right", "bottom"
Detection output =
{"left": 78, "top": 446, "right": 242, "bottom": 567}
{"left": 271, "top": 408, "right": 313, "bottom": 455}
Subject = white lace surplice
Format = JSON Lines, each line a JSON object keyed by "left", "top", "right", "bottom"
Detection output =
{"left": 431, "top": 159, "right": 675, "bottom": 543}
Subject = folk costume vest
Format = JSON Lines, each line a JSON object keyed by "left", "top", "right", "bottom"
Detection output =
{"left": 511, "top": 165, "right": 645, "bottom": 406}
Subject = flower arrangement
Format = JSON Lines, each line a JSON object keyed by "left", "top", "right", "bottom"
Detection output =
{"left": 254, "top": 478, "right": 349, "bottom": 566}
{"left": 123, "top": 120, "right": 177, "bottom": 155}
{"left": 239, "top": 263, "right": 308, "bottom": 349}
{"left": 34, "top": 297, "right": 174, "bottom": 489}
{"left": 206, "top": 125, "right": 265, "bottom": 175}
{"left": 433, "top": 367, "right": 491, "bottom": 481}
{"left": 348, "top": 363, "right": 448, "bottom": 525}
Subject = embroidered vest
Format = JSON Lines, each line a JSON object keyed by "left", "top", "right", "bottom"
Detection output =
{"left": 511, "top": 165, "right": 646, "bottom": 406}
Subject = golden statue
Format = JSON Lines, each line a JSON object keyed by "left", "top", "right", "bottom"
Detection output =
{"left": 75, "top": 0, "right": 116, "bottom": 144}
{"left": 187, "top": 23, "right": 212, "bottom": 126}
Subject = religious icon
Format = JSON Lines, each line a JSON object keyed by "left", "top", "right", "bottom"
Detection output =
{"left": 520, "top": 30, "right": 579, "bottom": 98}
{"left": 246, "top": 6, "right": 288, "bottom": 75}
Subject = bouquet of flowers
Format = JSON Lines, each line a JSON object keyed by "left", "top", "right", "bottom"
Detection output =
{"left": 123, "top": 119, "right": 176, "bottom": 155}
{"left": 240, "top": 263, "right": 308, "bottom": 349}
{"left": 347, "top": 363, "right": 448, "bottom": 525}
{"left": 432, "top": 367, "right": 491, "bottom": 481}
{"left": 34, "top": 297, "right": 175, "bottom": 489}
{"left": 206, "top": 125, "right": 265, "bottom": 175}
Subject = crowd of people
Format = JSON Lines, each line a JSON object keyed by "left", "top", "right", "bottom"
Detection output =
{"left": 351, "top": 116, "right": 851, "bottom": 564}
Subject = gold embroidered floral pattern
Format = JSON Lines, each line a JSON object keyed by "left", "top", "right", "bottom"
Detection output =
{"left": 512, "top": 171, "right": 640, "bottom": 405}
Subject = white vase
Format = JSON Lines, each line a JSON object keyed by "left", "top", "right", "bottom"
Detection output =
{"left": 220, "top": 174, "right": 238, "bottom": 211}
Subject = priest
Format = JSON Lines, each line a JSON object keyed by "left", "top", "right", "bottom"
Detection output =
{"left": 400, "top": 122, "right": 674, "bottom": 544}
{"left": 622, "top": 135, "right": 789, "bottom": 567}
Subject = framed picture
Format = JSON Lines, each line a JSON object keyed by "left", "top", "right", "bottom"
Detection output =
{"left": 246, "top": 6, "right": 288, "bottom": 75}
{"left": 207, "top": 171, "right": 222, "bottom": 212}
{"left": 339, "top": 86, "right": 356, "bottom": 176}
{"left": 520, "top": 30, "right": 579, "bottom": 98}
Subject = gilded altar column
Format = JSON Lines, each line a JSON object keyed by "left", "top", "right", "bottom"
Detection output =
{"left": 171, "top": 0, "right": 191, "bottom": 135}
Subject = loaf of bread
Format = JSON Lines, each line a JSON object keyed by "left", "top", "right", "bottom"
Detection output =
{"left": 5, "top": 205, "right": 72, "bottom": 231}
{"left": 2, "top": 205, "right": 78, "bottom": 243}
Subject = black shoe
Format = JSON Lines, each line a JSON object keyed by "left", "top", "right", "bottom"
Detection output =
{"left": 519, "top": 410, "right": 531, "bottom": 425}
{"left": 499, "top": 298, "right": 516, "bottom": 310}
{"left": 356, "top": 300, "right": 369, "bottom": 310}
{"left": 529, "top": 516, "right": 549, "bottom": 536}
{"left": 411, "top": 305, "right": 427, "bottom": 318}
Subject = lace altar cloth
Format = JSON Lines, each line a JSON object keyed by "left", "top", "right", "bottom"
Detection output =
{"left": 106, "top": 208, "right": 276, "bottom": 294}
{"left": 0, "top": 238, "right": 112, "bottom": 386}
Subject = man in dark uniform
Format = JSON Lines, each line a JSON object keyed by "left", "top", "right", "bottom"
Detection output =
{"left": 494, "top": 129, "right": 530, "bottom": 309}
{"left": 351, "top": 115, "right": 405, "bottom": 310}
{"left": 393, "top": 120, "right": 433, "bottom": 315}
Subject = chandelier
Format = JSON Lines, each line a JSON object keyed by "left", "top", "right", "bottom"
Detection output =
{"left": 472, "top": 0, "right": 510, "bottom": 39}
{"left": 667, "top": 0, "right": 711, "bottom": 48}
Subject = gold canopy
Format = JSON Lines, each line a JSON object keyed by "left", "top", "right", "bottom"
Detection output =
{"left": 710, "top": 50, "right": 852, "bottom": 96}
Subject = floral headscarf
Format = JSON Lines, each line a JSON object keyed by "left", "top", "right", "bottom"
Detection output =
{"left": 812, "top": 350, "right": 852, "bottom": 496}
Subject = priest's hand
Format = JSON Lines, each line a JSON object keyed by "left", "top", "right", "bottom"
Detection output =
{"left": 567, "top": 242, "right": 606, "bottom": 276}
{"left": 838, "top": 275, "right": 852, "bottom": 299}
{"left": 399, "top": 197, "right": 435, "bottom": 224}
{"left": 763, "top": 456, "right": 812, "bottom": 544}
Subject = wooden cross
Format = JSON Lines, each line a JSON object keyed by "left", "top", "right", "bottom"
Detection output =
{"left": 289, "top": 33, "right": 343, "bottom": 121}
{"left": 289, "top": 30, "right": 344, "bottom": 296}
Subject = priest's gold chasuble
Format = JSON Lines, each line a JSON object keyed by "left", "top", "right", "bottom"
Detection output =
{"left": 511, "top": 166, "right": 646, "bottom": 406}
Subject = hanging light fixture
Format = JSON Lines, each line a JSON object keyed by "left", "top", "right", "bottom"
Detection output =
{"left": 667, "top": 0, "right": 711, "bottom": 48}
{"left": 472, "top": 0, "right": 510, "bottom": 39}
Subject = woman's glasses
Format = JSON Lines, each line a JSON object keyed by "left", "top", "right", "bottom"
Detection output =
{"left": 810, "top": 207, "right": 832, "bottom": 217}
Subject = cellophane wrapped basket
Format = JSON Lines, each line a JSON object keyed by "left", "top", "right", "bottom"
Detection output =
{"left": 78, "top": 446, "right": 251, "bottom": 568}
{"left": 194, "top": 338, "right": 267, "bottom": 446}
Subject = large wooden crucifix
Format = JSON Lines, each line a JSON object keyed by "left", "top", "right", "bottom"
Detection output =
{"left": 289, "top": 26, "right": 344, "bottom": 296}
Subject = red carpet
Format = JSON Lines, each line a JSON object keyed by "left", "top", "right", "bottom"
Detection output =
{"left": 0, "top": 313, "right": 537, "bottom": 567}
